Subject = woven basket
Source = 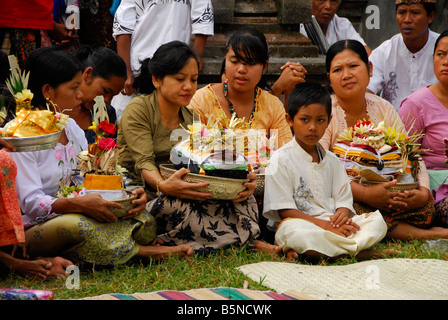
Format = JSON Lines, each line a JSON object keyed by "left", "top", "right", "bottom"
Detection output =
{"left": 108, "top": 191, "right": 138, "bottom": 218}
{"left": 360, "top": 179, "right": 418, "bottom": 192}
{"left": 159, "top": 164, "right": 249, "bottom": 200}
{"left": 254, "top": 174, "right": 265, "bottom": 199}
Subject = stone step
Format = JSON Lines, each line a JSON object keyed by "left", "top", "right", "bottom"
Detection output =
{"left": 234, "top": 0, "right": 278, "bottom": 16}
{"left": 204, "top": 32, "right": 317, "bottom": 59}
{"left": 214, "top": 16, "right": 302, "bottom": 34}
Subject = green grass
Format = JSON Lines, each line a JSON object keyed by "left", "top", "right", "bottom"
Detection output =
{"left": 1, "top": 240, "right": 447, "bottom": 300}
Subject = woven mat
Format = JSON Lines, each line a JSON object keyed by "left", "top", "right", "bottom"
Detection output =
{"left": 80, "top": 287, "right": 313, "bottom": 300}
{"left": 237, "top": 259, "right": 448, "bottom": 300}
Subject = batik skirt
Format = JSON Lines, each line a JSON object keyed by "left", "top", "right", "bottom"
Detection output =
{"left": 24, "top": 210, "right": 156, "bottom": 266}
{"left": 147, "top": 196, "right": 260, "bottom": 255}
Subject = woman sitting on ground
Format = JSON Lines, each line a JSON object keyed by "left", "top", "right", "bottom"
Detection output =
{"left": 10, "top": 46, "right": 192, "bottom": 267}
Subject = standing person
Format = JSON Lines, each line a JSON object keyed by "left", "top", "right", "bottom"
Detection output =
{"left": 189, "top": 28, "right": 293, "bottom": 149}
{"left": 320, "top": 39, "right": 448, "bottom": 241}
{"left": 111, "top": 0, "right": 214, "bottom": 120}
{"left": 10, "top": 46, "right": 192, "bottom": 266}
{"left": 399, "top": 30, "right": 448, "bottom": 227}
{"left": 300, "top": 0, "right": 371, "bottom": 54}
{"left": 263, "top": 82, "right": 388, "bottom": 261}
{"left": 118, "top": 41, "right": 279, "bottom": 255}
{"left": 367, "top": 0, "right": 439, "bottom": 111}
{"left": 0, "top": 0, "right": 53, "bottom": 67}
{"left": 65, "top": 45, "right": 127, "bottom": 143}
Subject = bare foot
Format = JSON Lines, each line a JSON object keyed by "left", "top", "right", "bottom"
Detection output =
{"left": 36, "top": 256, "right": 74, "bottom": 279}
{"left": 138, "top": 244, "right": 194, "bottom": 259}
{"left": 254, "top": 240, "right": 282, "bottom": 258}
{"left": 355, "top": 248, "right": 401, "bottom": 260}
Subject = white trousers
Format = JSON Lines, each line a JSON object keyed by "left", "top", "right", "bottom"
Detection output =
{"left": 275, "top": 211, "right": 387, "bottom": 257}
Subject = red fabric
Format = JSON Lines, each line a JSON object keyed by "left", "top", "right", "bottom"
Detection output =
{"left": 0, "top": 0, "right": 54, "bottom": 30}
{"left": 0, "top": 150, "right": 25, "bottom": 246}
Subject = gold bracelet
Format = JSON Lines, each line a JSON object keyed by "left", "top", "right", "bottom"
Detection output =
{"left": 156, "top": 178, "right": 167, "bottom": 201}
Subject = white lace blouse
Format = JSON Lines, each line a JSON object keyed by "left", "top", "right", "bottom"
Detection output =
{"left": 9, "top": 119, "right": 88, "bottom": 228}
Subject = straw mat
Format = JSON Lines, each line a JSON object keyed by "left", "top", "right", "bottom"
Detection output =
{"left": 80, "top": 287, "right": 314, "bottom": 300}
{"left": 237, "top": 259, "right": 448, "bottom": 300}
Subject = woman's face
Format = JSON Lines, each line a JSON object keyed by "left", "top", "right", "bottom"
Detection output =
{"left": 155, "top": 57, "right": 198, "bottom": 108}
{"left": 46, "top": 71, "right": 83, "bottom": 112}
{"left": 80, "top": 68, "right": 125, "bottom": 110}
{"left": 224, "top": 46, "right": 266, "bottom": 93}
{"left": 434, "top": 36, "right": 448, "bottom": 85}
{"left": 328, "top": 49, "right": 372, "bottom": 100}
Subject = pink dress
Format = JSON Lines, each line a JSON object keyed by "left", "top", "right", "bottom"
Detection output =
{"left": 399, "top": 86, "right": 448, "bottom": 204}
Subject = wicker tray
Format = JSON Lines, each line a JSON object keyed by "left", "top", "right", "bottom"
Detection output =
{"left": 3, "top": 131, "right": 62, "bottom": 152}
{"left": 160, "top": 164, "right": 249, "bottom": 200}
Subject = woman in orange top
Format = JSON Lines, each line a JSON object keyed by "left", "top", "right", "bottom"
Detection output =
{"left": 189, "top": 28, "right": 293, "bottom": 150}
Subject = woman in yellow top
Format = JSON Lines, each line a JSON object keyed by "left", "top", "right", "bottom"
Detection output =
{"left": 188, "top": 28, "right": 293, "bottom": 150}
{"left": 320, "top": 39, "right": 448, "bottom": 241}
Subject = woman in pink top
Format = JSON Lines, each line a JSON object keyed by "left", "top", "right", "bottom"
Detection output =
{"left": 321, "top": 39, "right": 448, "bottom": 241}
{"left": 399, "top": 30, "right": 448, "bottom": 227}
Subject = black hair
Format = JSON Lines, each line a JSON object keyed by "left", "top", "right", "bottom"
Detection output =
{"left": 396, "top": 3, "right": 436, "bottom": 17}
{"left": 133, "top": 41, "right": 199, "bottom": 94}
{"left": 0, "top": 50, "right": 9, "bottom": 85}
{"left": 287, "top": 82, "right": 332, "bottom": 120}
{"left": 75, "top": 45, "right": 127, "bottom": 80}
{"left": 225, "top": 28, "right": 270, "bottom": 89}
{"left": 434, "top": 29, "right": 448, "bottom": 54}
{"left": 25, "top": 46, "right": 82, "bottom": 108}
{"left": 326, "top": 39, "right": 370, "bottom": 73}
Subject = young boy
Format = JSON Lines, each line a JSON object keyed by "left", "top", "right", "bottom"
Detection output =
{"left": 263, "top": 82, "right": 388, "bottom": 260}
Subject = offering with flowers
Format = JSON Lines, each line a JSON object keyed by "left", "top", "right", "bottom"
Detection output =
{"left": 170, "top": 111, "right": 277, "bottom": 179}
{"left": 0, "top": 56, "right": 69, "bottom": 139}
{"left": 334, "top": 118, "right": 426, "bottom": 183}
{"left": 76, "top": 96, "right": 127, "bottom": 191}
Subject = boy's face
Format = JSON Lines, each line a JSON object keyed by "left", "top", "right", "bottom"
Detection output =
{"left": 396, "top": 4, "right": 434, "bottom": 42}
{"left": 287, "top": 103, "right": 331, "bottom": 153}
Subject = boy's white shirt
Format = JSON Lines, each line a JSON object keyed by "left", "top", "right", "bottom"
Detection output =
{"left": 263, "top": 139, "right": 354, "bottom": 222}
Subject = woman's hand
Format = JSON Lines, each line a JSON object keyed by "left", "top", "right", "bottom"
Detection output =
{"left": 391, "top": 186, "right": 430, "bottom": 213}
{"left": 360, "top": 180, "right": 408, "bottom": 212}
{"left": 122, "top": 187, "right": 147, "bottom": 219}
{"left": 69, "top": 193, "right": 122, "bottom": 222}
{"left": 159, "top": 168, "right": 212, "bottom": 201}
{"left": 233, "top": 172, "right": 257, "bottom": 203}
{"left": 270, "top": 62, "right": 307, "bottom": 98}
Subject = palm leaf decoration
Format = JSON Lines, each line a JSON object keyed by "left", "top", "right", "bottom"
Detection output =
{"left": 5, "top": 55, "right": 30, "bottom": 95}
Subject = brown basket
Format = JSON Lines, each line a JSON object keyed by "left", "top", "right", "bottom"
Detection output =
{"left": 108, "top": 190, "right": 138, "bottom": 218}
{"left": 159, "top": 164, "right": 249, "bottom": 200}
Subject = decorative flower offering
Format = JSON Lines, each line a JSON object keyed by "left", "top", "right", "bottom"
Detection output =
{"left": 334, "top": 119, "right": 425, "bottom": 182}
{"left": 76, "top": 96, "right": 126, "bottom": 192}
{"left": 0, "top": 56, "right": 69, "bottom": 138}
{"left": 171, "top": 111, "right": 276, "bottom": 179}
